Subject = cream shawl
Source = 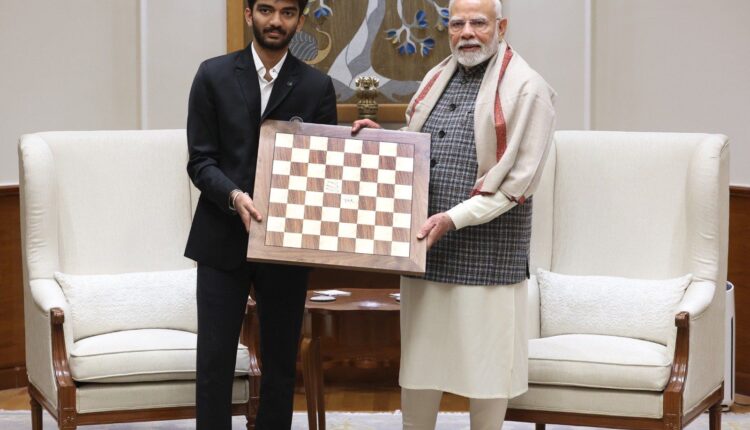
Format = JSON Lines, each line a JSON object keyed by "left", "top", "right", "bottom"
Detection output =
{"left": 404, "top": 41, "right": 557, "bottom": 203}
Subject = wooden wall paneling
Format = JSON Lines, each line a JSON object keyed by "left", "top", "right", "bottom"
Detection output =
{"left": 0, "top": 186, "right": 26, "bottom": 389}
{"left": 730, "top": 186, "right": 750, "bottom": 395}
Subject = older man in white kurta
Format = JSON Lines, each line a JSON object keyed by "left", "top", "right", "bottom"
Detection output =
{"left": 353, "top": 0, "right": 556, "bottom": 428}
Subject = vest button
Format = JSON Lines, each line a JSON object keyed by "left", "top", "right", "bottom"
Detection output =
{"left": 438, "top": 130, "right": 446, "bottom": 138}
{"left": 449, "top": 103, "right": 456, "bottom": 111}
{"left": 430, "top": 159, "right": 438, "bottom": 168}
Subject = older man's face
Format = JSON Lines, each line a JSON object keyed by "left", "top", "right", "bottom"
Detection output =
{"left": 448, "top": 0, "right": 504, "bottom": 67}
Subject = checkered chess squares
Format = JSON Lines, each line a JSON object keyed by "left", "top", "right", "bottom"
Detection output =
{"left": 265, "top": 133, "right": 414, "bottom": 258}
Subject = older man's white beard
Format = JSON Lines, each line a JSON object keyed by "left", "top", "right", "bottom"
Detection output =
{"left": 452, "top": 32, "right": 500, "bottom": 67}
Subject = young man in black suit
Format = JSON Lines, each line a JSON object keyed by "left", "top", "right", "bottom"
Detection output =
{"left": 184, "top": 0, "right": 337, "bottom": 428}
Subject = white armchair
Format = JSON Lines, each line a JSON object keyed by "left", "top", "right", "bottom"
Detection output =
{"left": 507, "top": 131, "right": 729, "bottom": 430}
{"left": 19, "top": 130, "right": 259, "bottom": 429}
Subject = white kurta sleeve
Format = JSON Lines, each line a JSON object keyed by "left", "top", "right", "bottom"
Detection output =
{"left": 446, "top": 192, "right": 518, "bottom": 230}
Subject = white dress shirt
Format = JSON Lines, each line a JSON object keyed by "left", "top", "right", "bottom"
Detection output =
{"left": 251, "top": 42, "right": 288, "bottom": 114}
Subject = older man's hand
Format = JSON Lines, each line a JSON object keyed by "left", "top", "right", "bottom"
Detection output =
{"left": 234, "top": 192, "right": 263, "bottom": 233}
{"left": 417, "top": 213, "right": 456, "bottom": 250}
{"left": 351, "top": 119, "right": 382, "bottom": 134}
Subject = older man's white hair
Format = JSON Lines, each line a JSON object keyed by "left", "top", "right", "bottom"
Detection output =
{"left": 448, "top": 0, "right": 503, "bottom": 18}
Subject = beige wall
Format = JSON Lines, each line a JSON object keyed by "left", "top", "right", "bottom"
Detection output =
{"left": 0, "top": 0, "right": 226, "bottom": 185}
{"left": 593, "top": 0, "right": 750, "bottom": 186}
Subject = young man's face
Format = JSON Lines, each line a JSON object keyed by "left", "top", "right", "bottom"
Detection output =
{"left": 246, "top": 0, "right": 305, "bottom": 51}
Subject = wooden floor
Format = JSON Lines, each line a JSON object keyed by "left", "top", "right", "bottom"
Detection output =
{"left": 0, "top": 386, "right": 469, "bottom": 412}
{"left": 1, "top": 386, "right": 747, "bottom": 414}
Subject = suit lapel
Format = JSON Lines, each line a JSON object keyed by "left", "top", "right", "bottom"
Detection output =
{"left": 261, "top": 55, "right": 300, "bottom": 122}
{"left": 235, "top": 45, "right": 262, "bottom": 121}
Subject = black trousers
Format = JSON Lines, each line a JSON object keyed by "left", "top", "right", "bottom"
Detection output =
{"left": 195, "top": 262, "right": 309, "bottom": 430}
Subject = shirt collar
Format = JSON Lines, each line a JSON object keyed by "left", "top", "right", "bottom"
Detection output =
{"left": 251, "top": 41, "right": 288, "bottom": 83}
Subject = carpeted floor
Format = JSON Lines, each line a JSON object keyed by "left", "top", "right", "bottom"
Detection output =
{"left": 1, "top": 410, "right": 748, "bottom": 429}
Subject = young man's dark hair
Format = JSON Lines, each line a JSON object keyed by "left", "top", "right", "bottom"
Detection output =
{"left": 247, "top": 0, "right": 308, "bottom": 12}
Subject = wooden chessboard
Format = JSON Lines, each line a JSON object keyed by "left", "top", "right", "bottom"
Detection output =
{"left": 247, "top": 120, "right": 430, "bottom": 275}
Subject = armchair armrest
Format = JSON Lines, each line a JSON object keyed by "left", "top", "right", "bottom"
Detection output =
{"left": 676, "top": 280, "right": 715, "bottom": 320}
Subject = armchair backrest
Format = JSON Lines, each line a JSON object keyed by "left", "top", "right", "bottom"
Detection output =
{"left": 20, "top": 130, "right": 197, "bottom": 279}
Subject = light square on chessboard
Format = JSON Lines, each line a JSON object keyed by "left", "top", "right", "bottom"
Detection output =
{"left": 288, "top": 175, "right": 307, "bottom": 191}
{"left": 338, "top": 222, "right": 357, "bottom": 239}
{"left": 266, "top": 216, "right": 286, "bottom": 233}
{"left": 301, "top": 234, "right": 320, "bottom": 250}
{"left": 288, "top": 190, "right": 306, "bottom": 205}
{"left": 285, "top": 219, "right": 303, "bottom": 234}
{"left": 309, "top": 150, "right": 327, "bottom": 164}
{"left": 344, "top": 138, "right": 362, "bottom": 153}
{"left": 358, "top": 196, "right": 376, "bottom": 211}
{"left": 283, "top": 232, "right": 303, "bottom": 248}
{"left": 302, "top": 219, "right": 321, "bottom": 236}
{"left": 393, "top": 213, "right": 411, "bottom": 229}
{"left": 309, "top": 135, "right": 328, "bottom": 151}
{"left": 394, "top": 184, "right": 412, "bottom": 200}
{"left": 379, "top": 142, "right": 398, "bottom": 157}
{"left": 355, "top": 239, "right": 375, "bottom": 254}
{"left": 374, "top": 240, "right": 392, "bottom": 256}
{"left": 272, "top": 160, "right": 291, "bottom": 176}
{"left": 321, "top": 206, "right": 341, "bottom": 223}
{"left": 356, "top": 224, "right": 374, "bottom": 240}
{"left": 359, "top": 181, "right": 378, "bottom": 197}
{"left": 291, "top": 147, "right": 309, "bottom": 163}
{"left": 377, "top": 169, "right": 396, "bottom": 185}
{"left": 391, "top": 241, "right": 410, "bottom": 257}
{"left": 319, "top": 235, "right": 338, "bottom": 251}
{"left": 269, "top": 188, "right": 288, "bottom": 204}
{"left": 396, "top": 156, "right": 414, "bottom": 172}
{"left": 375, "top": 197, "right": 394, "bottom": 213}
{"left": 374, "top": 225, "right": 393, "bottom": 242}
{"left": 285, "top": 204, "right": 305, "bottom": 219}
{"left": 342, "top": 166, "right": 361, "bottom": 181}
{"left": 275, "top": 133, "right": 294, "bottom": 148}
{"left": 326, "top": 150, "right": 345, "bottom": 166}
{"left": 321, "top": 221, "right": 339, "bottom": 236}
{"left": 357, "top": 210, "right": 376, "bottom": 225}
{"left": 341, "top": 194, "right": 359, "bottom": 210}
{"left": 304, "top": 191, "right": 324, "bottom": 206}
{"left": 361, "top": 153, "right": 379, "bottom": 169}
{"left": 307, "top": 163, "right": 326, "bottom": 179}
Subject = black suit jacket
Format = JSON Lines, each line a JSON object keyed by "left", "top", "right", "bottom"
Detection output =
{"left": 184, "top": 44, "right": 338, "bottom": 271}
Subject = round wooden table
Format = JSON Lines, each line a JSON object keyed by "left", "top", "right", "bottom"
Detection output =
{"left": 301, "top": 288, "right": 400, "bottom": 430}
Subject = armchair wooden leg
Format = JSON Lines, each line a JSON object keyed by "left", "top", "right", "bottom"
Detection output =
{"left": 30, "top": 395, "right": 42, "bottom": 430}
{"left": 301, "top": 337, "right": 318, "bottom": 430}
{"left": 709, "top": 400, "right": 722, "bottom": 430}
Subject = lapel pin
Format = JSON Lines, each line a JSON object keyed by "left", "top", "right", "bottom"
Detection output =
{"left": 287, "top": 81, "right": 294, "bottom": 87}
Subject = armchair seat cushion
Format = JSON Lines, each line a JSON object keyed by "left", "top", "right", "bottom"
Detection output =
{"left": 69, "top": 329, "right": 249, "bottom": 383}
{"left": 528, "top": 334, "right": 671, "bottom": 391}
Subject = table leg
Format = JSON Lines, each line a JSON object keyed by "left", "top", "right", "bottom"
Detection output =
{"left": 301, "top": 336, "right": 317, "bottom": 430}
{"left": 314, "top": 336, "right": 326, "bottom": 430}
